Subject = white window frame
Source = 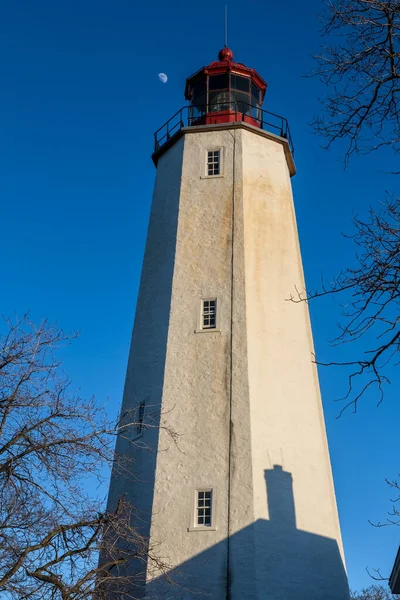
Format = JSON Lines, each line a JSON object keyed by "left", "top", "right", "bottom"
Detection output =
{"left": 195, "top": 297, "right": 220, "bottom": 333}
{"left": 201, "top": 147, "right": 224, "bottom": 179}
{"left": 188, "top": 487, "right": 217, "bottom": 532}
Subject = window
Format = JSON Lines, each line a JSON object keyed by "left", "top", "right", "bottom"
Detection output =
{"left": 192, "top": 80, "right": 207, "bottom": 117}
{"left": 231, "top": 74, "right": 250, "bottom": 93}
{"left": 251, "top": 81, "right": 261, "bottom": 102}
{"left": 231, "top": 90, "right": 251, "bottom": 114}
{"left": 202, "top": 298, "right": 217, "bottom": 329}
{"left": 209, "top": 91, "right": 230, "bottom": 112}
{"left": 203, "top": 148, "right": 224, "bottom": 179}
{"left": 193, "top": 79, "right": 206, "bottom": 100}
{"left": 137, "top": 401, "right": 145, "bottom": 435}
{"left": 207, "top": 150, "right": 220, "bottom": 176}
{"left": 188, "top": 487, "right": 217, "bottom": 531}
{"left": 195, "top": 298, "right": 220, "bottom": 333}
{"left": 208, "top": 73, "right": 229, "bottom": 91}
{"left": 196, "top": 489, "right": 213, "bottom": 527}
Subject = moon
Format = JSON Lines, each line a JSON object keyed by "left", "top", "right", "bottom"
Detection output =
{"left": 158, "top": 72, "right": 168, "bottom": 84}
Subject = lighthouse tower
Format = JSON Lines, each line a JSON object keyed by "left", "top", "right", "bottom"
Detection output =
{"left": 107, "top": 48, "right": 350, "bottom": 600}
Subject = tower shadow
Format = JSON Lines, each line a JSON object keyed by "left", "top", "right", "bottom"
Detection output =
{"left": 145, "top": 465, "right": 350, "bottom": 600}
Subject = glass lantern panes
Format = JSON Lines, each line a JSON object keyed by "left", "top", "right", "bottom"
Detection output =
{"left": 209, "top": 90, "right": 230, "bottom": 112}
{"left": 231, "top": 90, "right": 251, "bottom": 114}
{"left": 231, "top": 74, "right": 250, "bottom": 93}
{"left": 196, "top": 490, "right": 212, "bottom": 526}
{"left": 193, "top": 79, "right": 206, "bottom": 100}
{"left": 188, "top": 71, "right": 263, "bottom": 121}
{"left": 190, "top": 79, "right": 207, "bottom": 119}
{"left": 251, "top": 103, "right": 262, "bottom": 122}
{"left": 192, "top": 94, "right": 207, "bottom": 119}
{"left": 251, "top": 82, "right": 260, "bottom": 101}
{"left": 208, "top": 73, "right": 229, "bottom": 91}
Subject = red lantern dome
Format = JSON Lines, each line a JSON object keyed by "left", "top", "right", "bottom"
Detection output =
{"left": 184, "top": 47, "right": 267, "bottom": 128}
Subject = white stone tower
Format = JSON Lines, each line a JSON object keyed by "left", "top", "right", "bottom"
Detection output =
{"left": 107, "top": 47, "right": 350, "bottom": 600}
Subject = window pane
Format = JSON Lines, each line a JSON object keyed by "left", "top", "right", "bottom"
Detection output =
{"left": 209, "top": 90, "right": 231, "bottom": 112}
{"left": 208, "top": 73, "right": 229, "bottom": 90}
{"left": 231, "top": 90, "right": 251, "bottom": 114}
{"left": 231, "top": 74, "right": 250, "bottom": 92}
{"left": 192, "top": 93, "right": 206, "bottom": 110}
{"left": 251, "top": 82, "right": 260, "bottom": 101}
{"left": 251, "top": 102, "right": 262, "bottom": 122}
{"left": 193, "top": 79, "right": 206, "bottom": 99}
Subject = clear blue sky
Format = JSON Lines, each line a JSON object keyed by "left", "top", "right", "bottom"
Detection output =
{"left": 1, "top": 0, "right": 399, "bottom": 592}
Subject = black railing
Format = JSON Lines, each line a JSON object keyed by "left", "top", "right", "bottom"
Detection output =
{"left": 153, "top": 102, "right": 294, "bottom": 157}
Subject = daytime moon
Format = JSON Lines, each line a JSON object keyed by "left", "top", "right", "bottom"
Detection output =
{"left": 158, "top": 72, "right": 168, "bottom": 84}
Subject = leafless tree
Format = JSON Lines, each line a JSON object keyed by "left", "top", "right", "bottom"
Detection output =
{"left": 290, "top": 195, "right": 400, "bottom": 413}
{"left": 289, "top": 1, "right": 400, "bottom": 412}
{"left": 312, "top": 0, "right": 400, "bottom": 162}
{"left": 370, "top": 477, "right": 400, "bottom": 527}
{"left": 350, "top": 584, "right": 398, "bottom": 599}
{"left": 0, "top": 315, "right": 174, "bottom": 599}
{"left": 302, "top": 3, "right": 400, "bottom": 556}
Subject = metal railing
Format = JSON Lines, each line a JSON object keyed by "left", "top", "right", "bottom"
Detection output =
{"left": 153, "top": 102, "right": 294, "bottom": 157}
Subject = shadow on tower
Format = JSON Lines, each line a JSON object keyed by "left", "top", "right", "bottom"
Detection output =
{"left": 145, "top": 465, "right": 350, "bottom": 600}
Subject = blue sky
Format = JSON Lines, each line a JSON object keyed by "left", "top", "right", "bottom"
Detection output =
{"left": 1, "top": 0, "right": 399, "bottom": 592}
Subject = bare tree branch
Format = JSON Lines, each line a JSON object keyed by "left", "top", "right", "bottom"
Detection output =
{"left": 350, "top": 583, "right": 398, "bottom": 598}
{"left": 369, "top": 476, "right": 400, "bottom": 527}
{"left": 289, "top": 196, "right": 400, "bottom": 412}
{"left": 0, "top": 316, "right": 176, "bottom": 599}
{"left": 312, "top": 0, "right": 400, "bottom": 161}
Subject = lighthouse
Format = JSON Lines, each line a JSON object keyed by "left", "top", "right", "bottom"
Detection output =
{"left": 107, "top": 48, "right": 350, "bottom": 599}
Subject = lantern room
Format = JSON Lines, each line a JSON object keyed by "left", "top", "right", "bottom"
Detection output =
{"left": 184, "top": 47, "right": 267, "bottom": 128}
{"left": 153, "top": 47, "right": 294, "bottom": 166}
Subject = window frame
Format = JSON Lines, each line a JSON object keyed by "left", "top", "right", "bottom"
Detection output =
{"left": 188, "top": 487, "right": 217, "bottom": 532}
{"left": 188, "top": 73, "right": 260, "bottom": 116}
{"left": 132, "top": 400, "right": 146, "bottom": 439}
{"left": 195, "top": 297, "right": 220, "bottom": 333}
{"left": 207, "top": 149, "right": 220, "bottom": 177}
{"left": 201, "top": 298, "right": 217, "bottom": 330}
{"left": 201, "top": 147, "right": 224, "bottom": 179}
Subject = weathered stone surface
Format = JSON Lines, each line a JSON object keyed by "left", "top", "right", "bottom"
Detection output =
{"left": 107, "top": 125, "right": 350, "bottom": 600}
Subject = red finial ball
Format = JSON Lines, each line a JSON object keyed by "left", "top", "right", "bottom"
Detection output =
{"left": 218, "top": 47, "right": 234, "bottom": 61}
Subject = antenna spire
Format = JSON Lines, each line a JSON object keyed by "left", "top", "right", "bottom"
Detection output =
{"left": 224, "top": 5, "right": 228, "bottom": 48}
